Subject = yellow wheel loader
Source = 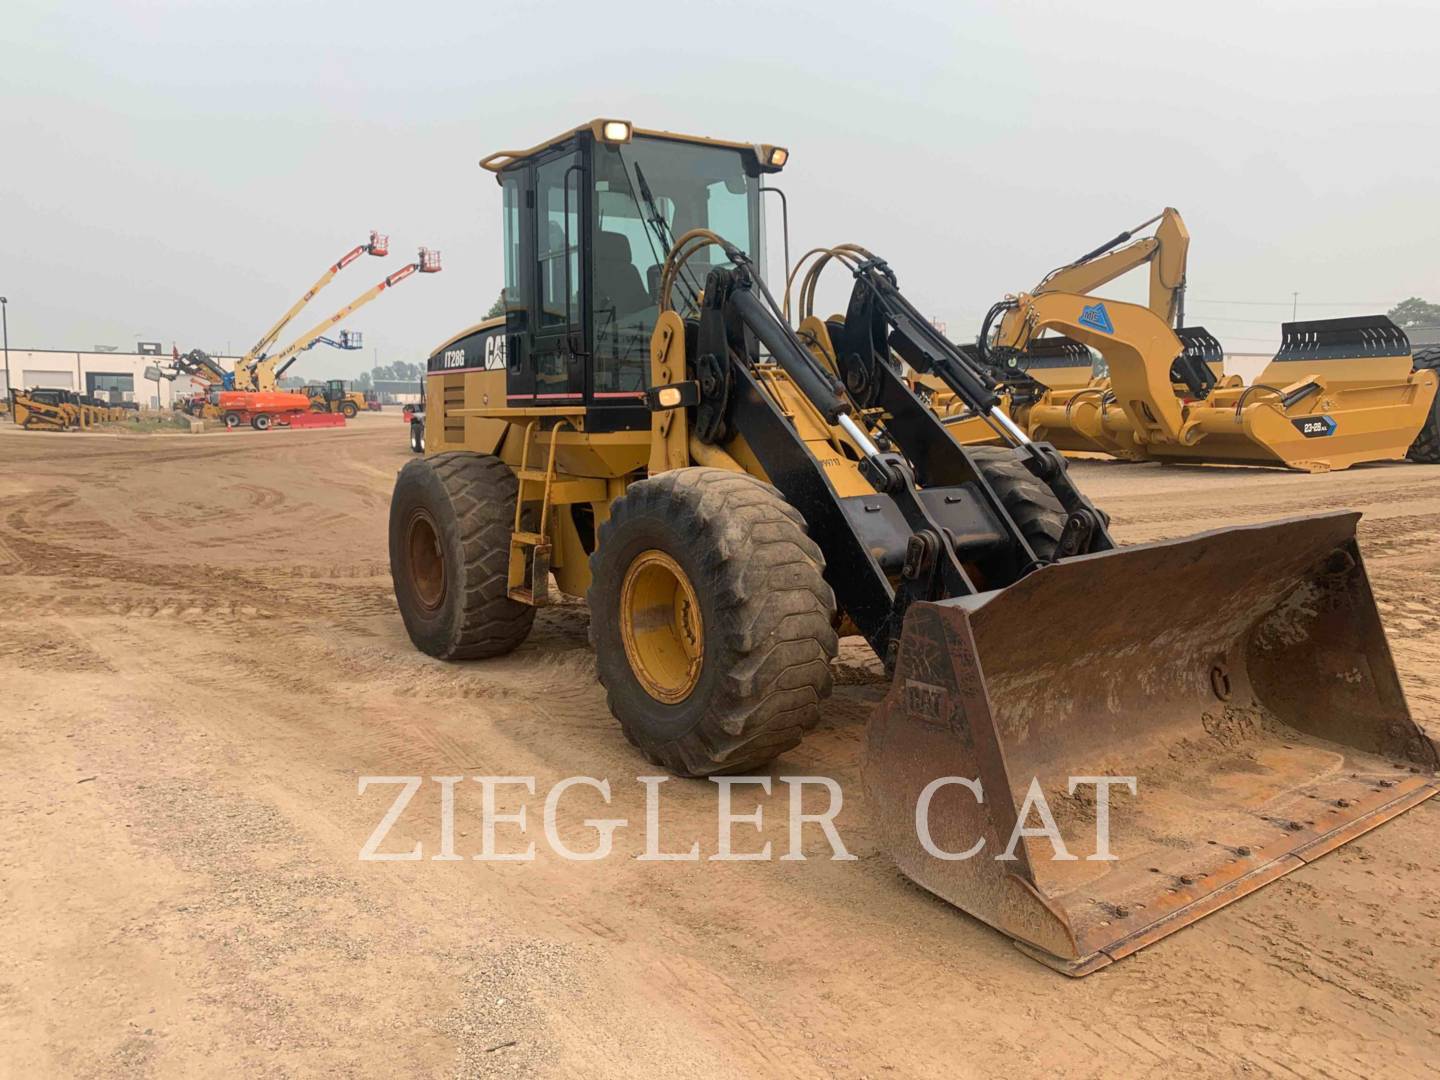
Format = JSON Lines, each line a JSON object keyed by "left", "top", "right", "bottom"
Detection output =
{"left": 301, "top": 379, "right": 365, "bottom": 418}
{"left": 388, "top": 121, "right": 1438, "bottom": 975}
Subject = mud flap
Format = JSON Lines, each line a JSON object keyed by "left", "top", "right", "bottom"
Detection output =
{"left": 865, "top": 511, "right": 1439, "bottom": 975}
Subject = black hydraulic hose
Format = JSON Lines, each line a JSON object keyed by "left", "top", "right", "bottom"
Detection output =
{"left": 1233, "top": 383, "right": 1284, "bottom": 419}
{"left": 976, "top": 299, "right": 1015, "bottom": 369}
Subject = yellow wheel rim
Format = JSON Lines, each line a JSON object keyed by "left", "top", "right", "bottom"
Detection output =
{"left": 620, "top": 549, "right": 704, "bottom": 703}
{"left": 406, "top": 510, "right": 446, "bottom": 611}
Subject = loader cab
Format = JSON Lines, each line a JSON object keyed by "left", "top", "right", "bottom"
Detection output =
{"left": 486, "top": 120, "right": 784, "bottom": 432}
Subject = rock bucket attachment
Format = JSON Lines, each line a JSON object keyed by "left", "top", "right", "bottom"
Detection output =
{"left": 866, "top": 511, "right": 1438, "bottom": 975}
{"left": 1275, "top": 314, "right": 1411, "bottom": 363}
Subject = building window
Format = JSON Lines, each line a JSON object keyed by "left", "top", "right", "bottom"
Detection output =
{"left": 88, "top": 372, "right": 135, "bottom": 401}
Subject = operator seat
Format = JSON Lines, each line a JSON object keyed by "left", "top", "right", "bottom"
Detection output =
{"left": 593, "top": 231, "right": 653, "bottom": 321}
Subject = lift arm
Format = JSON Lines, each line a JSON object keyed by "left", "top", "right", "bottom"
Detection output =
{"left": 826, "top": 252, "right": 1115, "bottom": 555}
{"left": 662, "top": 234, "right": 1115, "bottom": 660}
{"left": 241, "top": 231, "right": 389, "bottom": 370}
{"left": 246, "top": 249, "right": 441, "bottom": 391}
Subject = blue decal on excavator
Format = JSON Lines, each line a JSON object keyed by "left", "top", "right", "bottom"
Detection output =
{"left": 1078, "top": 302, "right": 1114, "bottom": 334}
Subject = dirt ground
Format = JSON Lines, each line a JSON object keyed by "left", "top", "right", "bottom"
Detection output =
{"left": 2, "top": 415, "right": 1438, "bottom": 1078}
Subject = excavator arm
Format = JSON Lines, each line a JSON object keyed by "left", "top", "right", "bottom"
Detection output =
{"left": 982, "top": 208, "right": 1222, "bottom": 400}
{"left": 1027, "top": 207, "right": 1190, "bottom": 328}
{"left": 1005, "top": 290, "right": 1191, "bottom": 444}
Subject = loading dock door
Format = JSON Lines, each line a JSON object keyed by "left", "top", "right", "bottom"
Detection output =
{"left": 23, "top": 370, "right": 75, "bottom": 390}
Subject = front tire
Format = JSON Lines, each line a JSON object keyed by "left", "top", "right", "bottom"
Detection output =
{"left": 587, "top": 467, "right": 837, "bottom": 776}
{"left": 389, "top": 452, "right": 536, "bottom": 660}
{"left": 1408, "top": 346, "right": 1440, "bottom": 464}
{"left": 409, "top": 421, "right": 425, "bottom": 453}
{"left": 966, "top": 446, "right": 1069, "bottom": 561}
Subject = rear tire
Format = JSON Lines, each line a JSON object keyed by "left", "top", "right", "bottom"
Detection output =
{"left": 1408, "top": 346, "right": 1440, "bottom": 464}
{"left": 252, "top": 413, "right": 272, "bottom": 431}
{"left": 389, "top": 452, "right": 535, "bottom": 660}
{"left": 341, "top": 401, "right": 359, "bottom": 418}
{"left": 587, "top": 467, "right": 837, "bottom": 776}
{"left": 409, "top": 421, "right": 425, "bottom": 453}
{"left": 966, "top": 446, "right": 1069, "bottom": 561}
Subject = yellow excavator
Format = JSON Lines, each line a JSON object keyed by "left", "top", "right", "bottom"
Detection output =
{"left": 389, "top": 120, "right": 1437, "bottom": 975}
{"left": 916, "top": 208, "right": 1212, "bottom": 454}
{"left": 954, "top": 210, "right": 1439, "bottom": 471}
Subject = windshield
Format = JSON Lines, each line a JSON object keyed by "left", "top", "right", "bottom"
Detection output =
{"left": 590, "top": 136, "right": 762, "bottom": 396}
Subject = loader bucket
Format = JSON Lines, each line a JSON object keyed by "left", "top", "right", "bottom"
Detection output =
{"left": 866, "top": 512, "right": 1438, "bottom": 975}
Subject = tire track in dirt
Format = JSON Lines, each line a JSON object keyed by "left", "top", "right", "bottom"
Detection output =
{"left": 6, "top": 421, "right": 1440, "bottom": 1078}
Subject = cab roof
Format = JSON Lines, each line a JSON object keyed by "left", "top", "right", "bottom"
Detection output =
{"left": 478, "top": 119, "right": 787, "bottom": 181}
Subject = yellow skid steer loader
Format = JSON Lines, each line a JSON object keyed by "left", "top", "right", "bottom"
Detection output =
{"left": 9, "top": 387, "right": 82, "bottom": 430}
{"left": 389, "top": 121, "right": 1437, "bottom": 974}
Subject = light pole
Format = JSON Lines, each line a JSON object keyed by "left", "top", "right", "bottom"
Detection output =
{"left": 1, "top": 297, "right": 10, "bottom": 420}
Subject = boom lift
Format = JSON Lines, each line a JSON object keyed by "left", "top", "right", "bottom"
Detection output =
{"left": 388, "top": 121, "right": 1436, "bottom": 975}
{"left": 237, "top": 232, "right": 387, "bottom": 376}
{"left": 234, "top": 249, "right": 441, "bottom": 392}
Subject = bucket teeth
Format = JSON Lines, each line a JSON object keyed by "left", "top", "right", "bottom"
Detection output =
{"left": 1276, "top": 315, "right": 1411, "bottom": 361}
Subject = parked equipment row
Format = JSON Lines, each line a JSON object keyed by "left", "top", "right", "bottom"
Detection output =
{"left": 7, "top": 388, "right": 139, "bottom": 430}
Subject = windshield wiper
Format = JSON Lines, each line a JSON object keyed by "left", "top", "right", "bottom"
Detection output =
{"left": 632, "top": 162, "right": 705, "bottom": 313}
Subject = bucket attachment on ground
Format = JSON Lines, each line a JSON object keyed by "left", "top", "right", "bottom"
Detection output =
{"left": 866, "top": 511, "right": 1438, "bottom": 975}
{"left": 1275, "top": 315, "right": 1411, "bottom": 364}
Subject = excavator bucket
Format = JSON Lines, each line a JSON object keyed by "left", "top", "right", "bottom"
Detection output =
{"left": 867, "top": 512, "right": 1438, "bottom": 975}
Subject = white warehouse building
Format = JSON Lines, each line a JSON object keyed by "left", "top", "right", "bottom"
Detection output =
{"left": 1, "top": 344, "right": 241, "bottom": 408}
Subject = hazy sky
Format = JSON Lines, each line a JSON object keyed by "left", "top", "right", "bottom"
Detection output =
{"left": 3, "top": 0, "right": 1438, "bottom": 381}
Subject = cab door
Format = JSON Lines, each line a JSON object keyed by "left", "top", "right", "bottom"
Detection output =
{"left": 528, "top": 147, "right": 587, "bottom": 405}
